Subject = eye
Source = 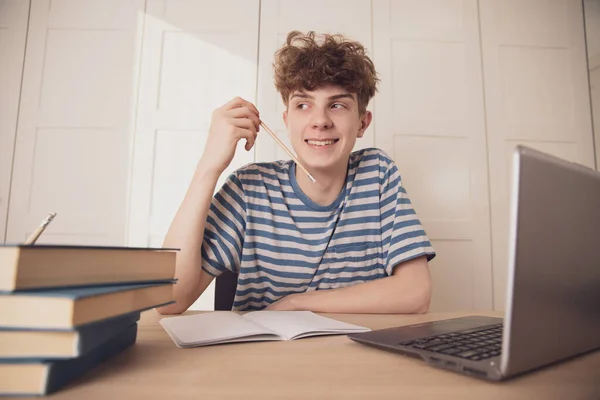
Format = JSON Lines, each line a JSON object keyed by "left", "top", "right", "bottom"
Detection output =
{"left": 296, "top": 103, "right": 309, "bottom": 110}
{"left": 331, "top": 103, "right": 345, "bottom": 109}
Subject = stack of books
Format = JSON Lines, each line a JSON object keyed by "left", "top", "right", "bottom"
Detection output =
{"left": 0, "top": 244, "right": 177, "bottom": 396}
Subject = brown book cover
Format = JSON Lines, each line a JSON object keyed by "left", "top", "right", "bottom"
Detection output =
{"left": 0, "top": 245, "right": 178, "bottom": 291}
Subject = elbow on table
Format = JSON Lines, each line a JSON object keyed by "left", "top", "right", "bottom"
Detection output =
{"left": 411, "top": 284, "right": 432, "bottom": 314}
{"left": 413, "top": 295, "right": 430, "bottom": 314}
{"left": 155, "top": 300, "right": 188, "bottom": 315}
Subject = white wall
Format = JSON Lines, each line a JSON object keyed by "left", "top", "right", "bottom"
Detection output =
{"left": 1, "top": 0, "right": 596, "bottom": 312}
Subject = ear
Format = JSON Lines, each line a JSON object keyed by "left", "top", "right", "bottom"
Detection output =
{"left": 357, "top": 111, "right": 372, "bottom": 138}
{"left": 283, "top": 109, "right": 288, "bottom": 129}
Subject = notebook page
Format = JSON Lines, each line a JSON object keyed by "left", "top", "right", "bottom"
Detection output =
{"left": 160, "top": 312, "right": 280, "bottom": 347}
{"left": 243, "top": 311, "right": 370, "bottom": 340}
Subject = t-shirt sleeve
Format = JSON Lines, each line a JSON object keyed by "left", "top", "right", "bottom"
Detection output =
{"left": 380, "top": 162, "right": 436, "bottom": 275}
{"left": 201, "top": 172, "right": 247, "bottom": 277}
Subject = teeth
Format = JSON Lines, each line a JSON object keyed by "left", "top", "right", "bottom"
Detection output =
{"left": 307, "top": 140, "right": 335, "bottom": 146}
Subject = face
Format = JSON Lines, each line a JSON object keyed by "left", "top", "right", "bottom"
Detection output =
{"left": 283, "top": 84, "right": 372, "bottom": 173}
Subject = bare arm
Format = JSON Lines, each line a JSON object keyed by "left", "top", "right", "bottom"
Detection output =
{"left": 155, "top": 168, "right": 220, "bottom": 315}
{"left": 157, "top": 97, "right": 260, "bottom": 314}
{"left": 265, "top": 256, "right": 432, "bottom": 314}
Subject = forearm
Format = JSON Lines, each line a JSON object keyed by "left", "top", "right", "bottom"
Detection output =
{"left": 157, "top": 163, "right": 220, "bottom": 314}
{"left": 290, "top": 258, "right": 432, "bottom": 314}
{"left": 293, "top": 277, "right": 429, "bottom": 314}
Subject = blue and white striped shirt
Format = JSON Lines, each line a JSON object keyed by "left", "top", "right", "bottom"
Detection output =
{"left": 202, "top": 148, "right": 436, "bottom": 311}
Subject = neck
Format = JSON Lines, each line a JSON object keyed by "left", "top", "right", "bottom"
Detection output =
{"left": 295, "top": 159, "right": 348, "bottom": 206}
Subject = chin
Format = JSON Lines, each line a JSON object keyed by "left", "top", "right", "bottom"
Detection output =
{"left": 305, "top": 162, "right": 336, "bottom": 172}
{"left": 302, "top": 156, "right": 346, "bottom": 172}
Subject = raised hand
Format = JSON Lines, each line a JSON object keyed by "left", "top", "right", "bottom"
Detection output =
{"left": 199, "top": 97, "right": 260, "bottom": 175}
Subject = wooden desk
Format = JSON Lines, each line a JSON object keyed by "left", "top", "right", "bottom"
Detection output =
{"left": 21, "top": 311, "right": 600, "bottom": 399}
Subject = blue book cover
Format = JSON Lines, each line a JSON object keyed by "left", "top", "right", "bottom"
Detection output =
{"left": 0, "top": 312, "right": 141, "bottom": 359}
{"left": 0, "top": 323, "right": 138, "bottom": 396}
{"left": 0, "top": 281, "right": 174, "bottom": 297}
{"left": 0, "top": 282, "right": 175, "bottom": 329}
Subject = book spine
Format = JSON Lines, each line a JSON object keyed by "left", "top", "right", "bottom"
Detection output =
{"left": 44, "top": 323, "right": 138, "bottom": 394}
{"left": 76, "top": 312, "right": 140, "bottom": 356}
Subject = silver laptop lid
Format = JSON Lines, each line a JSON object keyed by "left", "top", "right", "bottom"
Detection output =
{"left": 501, "top": 146, "right": 600, "bottom": 376}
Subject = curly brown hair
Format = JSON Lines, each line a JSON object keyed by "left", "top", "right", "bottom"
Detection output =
{"left": 273, "top": 31, "right": 379, "bottom": 114}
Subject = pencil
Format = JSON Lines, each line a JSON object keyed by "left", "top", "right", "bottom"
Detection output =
{"left": 25, "top": 212, "right": 57, "bottom": 245}
{"left": 259, "top": 121, "right": 316, "bottom": 183}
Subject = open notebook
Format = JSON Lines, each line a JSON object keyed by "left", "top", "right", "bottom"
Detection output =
{"left": 160, "top": 311, "right": 371, "bottom": 348}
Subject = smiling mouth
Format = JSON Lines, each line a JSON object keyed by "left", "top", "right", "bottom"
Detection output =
{"left": 305, "top": 139, "right": 339, "bottom": 146}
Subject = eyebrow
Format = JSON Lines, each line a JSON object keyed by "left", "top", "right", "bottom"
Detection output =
{"left": 290, "top": 92, "right": 355, "bottom": 102}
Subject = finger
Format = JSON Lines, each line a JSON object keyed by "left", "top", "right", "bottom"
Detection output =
{"left": 229, "top": 107, "right": 260, "bottom": 131}
{"left": 232, "top": 117, "right": 257, "bottom": 136}
{"left": 248, "top": 102, "right": 260, "bottom": 117}
{"left": 234, "top": 127, "right": 256, "bottom": 151}
{"left": 234, "top": 97, "right": 260, "bottom": 117}
{"left": 225, "top": 97, "right": 259, "bottom": 117}
{"left": 246, "top": 131, "right": 258, "bottom": 151}
{"left": 223, "top": 96, "right": 246, "bottom": 110}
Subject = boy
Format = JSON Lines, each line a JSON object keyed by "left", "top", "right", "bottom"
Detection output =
{"left": 157, "top": 31, "right": 435, "bottom": 315}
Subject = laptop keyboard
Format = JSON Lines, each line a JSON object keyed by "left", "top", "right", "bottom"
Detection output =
{"left": 399, "top": 324, "right": 503, "bottom": 361}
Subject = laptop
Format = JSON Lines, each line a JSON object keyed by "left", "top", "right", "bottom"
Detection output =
{"left": 348, "top": 145, "right": 600, "bottom": 381}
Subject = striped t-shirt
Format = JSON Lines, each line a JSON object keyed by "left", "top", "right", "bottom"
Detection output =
{"left": 202, "top": 147, "right": 436, "bottom": 311}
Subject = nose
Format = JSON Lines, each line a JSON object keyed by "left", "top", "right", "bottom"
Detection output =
{"left": 310, "top": 107, "right": 333, "bottom": 130}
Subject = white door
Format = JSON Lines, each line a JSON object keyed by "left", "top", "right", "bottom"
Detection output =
{"left": 127, "top": 0, "right": 260, "bottom": 309}
{"left": 372, "top": 0, "right": 494, "bottom": 311}
{"left": 479, "top": 0, "right": 596, "bottom": 310}
{"left": 255, "top": 0, "right": 374, "bottom": 164}
{"left": 6, "top": 0, "right": 145, "bottom": 245}
{"left": 0, "top": 0, "right": 29, "bottom": 243}
{"left": 585, "top": 0, "right": 600, "bottom": 170}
